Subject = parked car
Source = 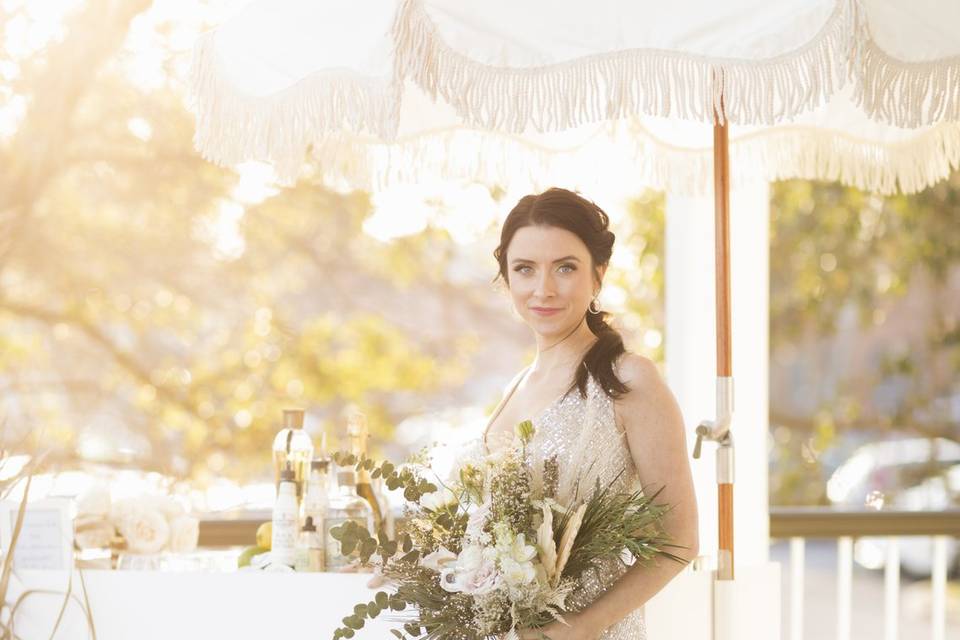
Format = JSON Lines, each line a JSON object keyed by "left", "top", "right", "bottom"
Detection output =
{"left": 826, "top": 437, "right": 960, "bottom": 577}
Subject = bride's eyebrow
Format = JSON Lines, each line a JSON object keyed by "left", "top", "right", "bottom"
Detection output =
{"left": 510, "top": 255, "right": 581, "bottom": 265}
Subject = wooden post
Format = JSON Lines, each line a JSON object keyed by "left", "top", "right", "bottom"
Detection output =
{"left": 713, "top": 113, "right": 735, "bottom": 581}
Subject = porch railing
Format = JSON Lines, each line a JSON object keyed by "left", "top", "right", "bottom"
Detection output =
{"left": 770, "top": 507, "right": 960, "bottom": 640}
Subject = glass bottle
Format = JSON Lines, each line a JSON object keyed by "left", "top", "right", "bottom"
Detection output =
{"left": 271, "top": 465, "right": 298, "bottom": 568}
{"left": 295, "top": 516, "right": 324, "bottom": 572}
{"left": 346, "top": 409, "right": 383, "bottom": 532}
{"left": 324, "top": 468, "right": 373, "bottom": 571}
{"left": 302, "top": 457, "right": 331, "bottom": 535}
{"left": 272, "top": 408, "right": 313, "bottom": 508}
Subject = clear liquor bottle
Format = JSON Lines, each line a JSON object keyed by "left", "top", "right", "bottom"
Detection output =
{"left": 346, "top": 409, "right": 383, "bottom": 532}
{"left": 272, "top": 408, "right": 313, "bottom": 508}
{"left": 302, "top": 457, "right": 330, "bottom": 536}
{"left": 324, "top": 468, "right": 373, "bottom": 571}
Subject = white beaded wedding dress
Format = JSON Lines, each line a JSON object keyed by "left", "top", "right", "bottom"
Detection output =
{"left": 484, "top": 369, "right": 647, "bottom": 640}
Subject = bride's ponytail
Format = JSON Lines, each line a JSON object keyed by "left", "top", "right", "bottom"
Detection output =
{"left": 580, "top": 308, "right": 628, "bottom": 398}
{"left": 495, "top": 188, "right": 628, "bottom": 399}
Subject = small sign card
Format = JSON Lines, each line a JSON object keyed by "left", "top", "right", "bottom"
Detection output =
{"left": 0, "top": 498, "right": 72, "bottom": 570}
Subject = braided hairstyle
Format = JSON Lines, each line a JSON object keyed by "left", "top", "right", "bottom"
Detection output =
{"left": 494, "top": 187, "right": 627, "bottom": 399}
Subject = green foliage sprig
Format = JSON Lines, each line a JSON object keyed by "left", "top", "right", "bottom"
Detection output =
{"left": 329, "top": 451, "right": 436, "bottom": 640}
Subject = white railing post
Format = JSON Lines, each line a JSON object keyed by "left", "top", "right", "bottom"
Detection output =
{"left": 790, "top": 537, "right": 805, "bottom": 640}
{"left": 837, "top": 537, "right": 853, "bottom": 640}
{"left": 884, "top": 536, "right": 899, "bottom": 640}
{"left": 931, "top": 536, "right": 947, "bottom": 640}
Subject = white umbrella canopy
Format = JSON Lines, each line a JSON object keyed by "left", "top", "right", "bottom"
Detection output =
{"left": 192, "top": 0, "right": 960, "bottom": 194}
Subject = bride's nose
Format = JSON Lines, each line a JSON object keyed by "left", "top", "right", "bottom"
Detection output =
{"left": 533, "top": 271, "right": 556, "bottom": 298}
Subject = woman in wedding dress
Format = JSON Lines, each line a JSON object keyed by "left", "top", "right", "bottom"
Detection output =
{"left": 483, "top": 188, "right": 699, "bottom": 640}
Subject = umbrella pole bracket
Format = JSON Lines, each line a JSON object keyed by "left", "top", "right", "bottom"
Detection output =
{"left": 692, "top": 376, "right": 735, "bottom": 483}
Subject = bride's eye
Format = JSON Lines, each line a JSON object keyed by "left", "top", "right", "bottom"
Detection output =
{"left": 513, "top": 265, "right": 533, "bottom": 275}
{"left": 557, "top": 263, "right": 577, "bottom": 273}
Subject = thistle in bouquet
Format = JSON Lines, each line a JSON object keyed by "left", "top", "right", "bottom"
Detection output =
{"left": 329, "top": 420, "right": 686, "bottom": 640}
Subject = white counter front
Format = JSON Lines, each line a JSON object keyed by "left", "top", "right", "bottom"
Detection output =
{"left": 9, "top": 564, "right": 779, "bottom": 640}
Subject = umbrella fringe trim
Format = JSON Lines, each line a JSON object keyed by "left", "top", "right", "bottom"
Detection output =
{"left": 302, "top": 120, "right": 960, "bottom": 197}
{"left": 853, "top": 41, "right": 960, "bottom": 130}
{"left": 189, "top": 30, "right": 402, "bottom": 183}
{"left": 393, "top": 0, "right": 853, "bottom": 131}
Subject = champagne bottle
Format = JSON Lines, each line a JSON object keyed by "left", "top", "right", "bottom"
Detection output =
{"left": 346, "top": 408, "right": 383, "bottom": 532}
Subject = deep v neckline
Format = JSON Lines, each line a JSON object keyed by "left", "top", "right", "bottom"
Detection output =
{"left": 482, "top": 368, "right": 574, "bottom": 454}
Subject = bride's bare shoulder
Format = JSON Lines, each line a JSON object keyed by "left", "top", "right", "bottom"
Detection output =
{"left": 615, "top": 352, "right": 660, "bottom": 389}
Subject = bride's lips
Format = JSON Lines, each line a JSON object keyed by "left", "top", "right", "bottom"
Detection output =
{"left": 530, "top": 306, "right": 562, "bottom": 316}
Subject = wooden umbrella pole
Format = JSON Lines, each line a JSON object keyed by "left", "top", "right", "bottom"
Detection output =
{"left": 713, "top": 113, "right": 735, "bottom": 582}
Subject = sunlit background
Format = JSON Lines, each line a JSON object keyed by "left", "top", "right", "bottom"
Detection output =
{"left": 1, "top": 0, "right": 959, "bottom": 529}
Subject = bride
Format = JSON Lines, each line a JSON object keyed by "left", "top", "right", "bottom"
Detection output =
{"left": 482, "top": 188, "right": 699, "bottom": 640}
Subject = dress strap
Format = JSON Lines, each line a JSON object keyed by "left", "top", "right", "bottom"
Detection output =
{"left": 482, "top": 366, "right": 529, "bottom": 452}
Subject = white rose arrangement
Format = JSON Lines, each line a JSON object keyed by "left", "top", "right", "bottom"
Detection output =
{"left": 74, "top": 485, "right": 199, "bottom": 556}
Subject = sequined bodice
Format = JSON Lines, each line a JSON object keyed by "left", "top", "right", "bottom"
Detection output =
{"left": 487, "top": 371, "right": 647, "bottom": 640}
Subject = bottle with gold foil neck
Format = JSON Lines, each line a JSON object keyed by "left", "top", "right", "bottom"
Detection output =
{"left": 272, "top": 408, "right": 313, "bottom": 508}
{"left": 346, "top": 408, "right": 383, "bottom": 532}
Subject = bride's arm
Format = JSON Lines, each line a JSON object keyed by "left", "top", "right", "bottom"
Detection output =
{"left": 575, "top": 354, "right": 700, "bottom": 637}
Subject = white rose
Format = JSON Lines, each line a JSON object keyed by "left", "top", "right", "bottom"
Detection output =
{"left": 420, "top": 547, "right": 457, "bottom": 572}
{"left": 168, "top": 516, "right": 199, "bottom": 553}
{"left": 74, "top": 515, "right": 115, "bottom": 549}
{"left": 440, "top": 546, "right": 501, "bottom": 595}
{"left": 461, "top": 555, "right": 501, "bottom": 595}
{"left": 420, "top": 486, "right": 457, "bottom": 511}
{"left": 120, "top": 509, "right": 170, "bottom": 554}
{"left": 76, "top": 485, "right": 111, "bottom": 518}
{"left": 109, "top": 497, "right": 140, "bottom": 527}
{"left": 143, "top": 495, "right": 186, "bottom": 522}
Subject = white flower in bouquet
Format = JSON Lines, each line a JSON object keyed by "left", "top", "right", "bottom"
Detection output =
{"left": 420, "top": 485, "right": 457, "bottom": 511}
{"left": 74, "top": 515, "right": 115, "bottom": 549}
{"left": 440, "top": 545, "right": 501, "bottom": 595}
{"left": 420, "top": 546, "right": 457, "bottom": 572}
{"left": 499, "top": 556, "right": 536, "bottom": 590}
{"left": 507, "top": 533, "right": 537, "bottom": 564}
{"left": 120, "top": 508, "right": 170, "bottom": 554}
{"left": 465, "top": 501, "right": 491, "bottom": 543}
{"left": 168, "top": 515, "right": 199, "bottom": 553}
{"left": 76, "top": 484, "right": 111, "bottom": 518}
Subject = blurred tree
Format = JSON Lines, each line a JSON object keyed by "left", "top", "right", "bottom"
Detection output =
{"left": 0, "top": 0, "right": 484, "bottom": 482}
{"left": 769, "top": 174, "right": 960, "bottom": 504}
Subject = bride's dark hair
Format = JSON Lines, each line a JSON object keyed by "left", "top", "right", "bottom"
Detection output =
{"left": 494, "top": 187, "right": 628, "bottom": 399}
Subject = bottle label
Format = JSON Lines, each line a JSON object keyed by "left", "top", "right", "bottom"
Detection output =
{"left": 271, "top": 509, "right": 297, "bottom": 566}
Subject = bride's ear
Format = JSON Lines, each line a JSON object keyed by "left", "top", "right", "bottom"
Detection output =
{"left": 595, "top": 263, "right": 608, "bottom": 285}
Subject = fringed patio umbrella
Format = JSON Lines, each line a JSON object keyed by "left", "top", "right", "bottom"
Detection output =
{"left": 190, "top": 0, "right": 960, "bottom": 610}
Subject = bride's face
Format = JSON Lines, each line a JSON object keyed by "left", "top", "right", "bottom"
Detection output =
{"left": 505, "top": 225, "right": 602, "bottom": 337}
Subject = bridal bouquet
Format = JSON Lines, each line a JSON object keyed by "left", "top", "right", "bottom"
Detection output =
{"left": 330, "top": 420, "right": 683, "bottom": 640}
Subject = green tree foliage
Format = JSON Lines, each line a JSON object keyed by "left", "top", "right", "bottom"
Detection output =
{"left": 0, "top": 1, "right": 475, "bottom": 481}
{"left": 769, "top": 175, "right": 960, "bottom": 504}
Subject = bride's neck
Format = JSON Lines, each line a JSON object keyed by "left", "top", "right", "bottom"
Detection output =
{"left": 530, "top": 318, "right": 597, "bottom": 377}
